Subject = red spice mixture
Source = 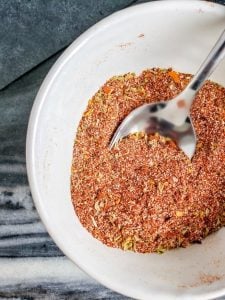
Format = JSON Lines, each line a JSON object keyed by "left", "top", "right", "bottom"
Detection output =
{"left": 71, "top": 68, "right": 225, "bottom": 253}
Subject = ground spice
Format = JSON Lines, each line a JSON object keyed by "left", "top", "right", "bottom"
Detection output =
{"left": 71, "top": 68, "right": 225, "bottom": 253}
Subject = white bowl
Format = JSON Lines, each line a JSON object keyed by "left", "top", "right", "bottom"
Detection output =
{"left": 26, "top": 1, "right": 225, "bottom": 299}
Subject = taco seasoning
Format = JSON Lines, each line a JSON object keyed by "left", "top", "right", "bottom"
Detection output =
{"left": 71, "top": 68, "right": 225, "bottom": 253}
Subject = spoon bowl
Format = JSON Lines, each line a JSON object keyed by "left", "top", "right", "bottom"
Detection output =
{"left": 110, "top": 101, "right": 197, "bottom": 159}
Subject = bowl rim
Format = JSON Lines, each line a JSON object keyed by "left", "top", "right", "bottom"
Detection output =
{"left": 26, "top": 1, "right": 225, "bottom": 299}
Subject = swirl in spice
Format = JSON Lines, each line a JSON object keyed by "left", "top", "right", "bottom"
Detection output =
{"left": 71, "top": 68, "right": 225, "bottom": 253}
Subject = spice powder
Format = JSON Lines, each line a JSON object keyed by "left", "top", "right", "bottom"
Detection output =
{"left": 71, "top": 68, "right": 225, "bottom": 253}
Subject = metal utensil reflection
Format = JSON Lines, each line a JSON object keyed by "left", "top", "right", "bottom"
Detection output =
{"left": 110, "top": 29, "right": 225, "bottom": 159}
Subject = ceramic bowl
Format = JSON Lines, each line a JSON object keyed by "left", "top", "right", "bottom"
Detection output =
{"left": 26, "top": 1, "right": 225, "bottom": 299}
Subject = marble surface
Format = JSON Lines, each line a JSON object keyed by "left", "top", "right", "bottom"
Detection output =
{"left": 0, "top": 0, "right": 224, "bottom": 299}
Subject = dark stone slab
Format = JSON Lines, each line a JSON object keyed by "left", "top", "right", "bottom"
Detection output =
{"left": 0, "top": 51, "right": 61, "bottom": 160}
{"left": 0, "top": 0, "right": 137, "bottom": 90}
{"left": 214, "top": 0, "right": 225, "bottom": 4}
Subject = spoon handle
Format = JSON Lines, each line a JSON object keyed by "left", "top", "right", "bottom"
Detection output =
{"left": 189, "top": 29, "right": 225, "bottom": 93}
{"left": 167, "top": 29, "right": 225, "bottom": 126}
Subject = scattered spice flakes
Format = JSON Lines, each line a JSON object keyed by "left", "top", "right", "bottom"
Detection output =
{"left": 168, "top": 70, "right": 180, "bottom": 84}
{"left": 199, "top": 274, "right": 222, "bottom": 285}
{"left": 157, "top": 182, "right": 165, "bottom": 194}
{"left": 148, "top": 178, "right": 156, "bottom": 188}
{"left": 156, "top": 246, "right": 166, "bottom": 254}
{"left": 176, "top": 211, "right": 184, "bottom": 217}
{"left": 102, "top": 85, "right": 112, "bottom": 94}
{"left": 71, "top": 68, "right": 225, "bottom": 253}
{"left": 91, "top": 216, "right": 97, "bottom": 227}
{"left": 138, "top": 33, "right": 145, "bottom": 38}
{"left": 122, "top": 237, "right": 134, "bottom": 251}
{"left": 117, "top": 42, "right": 133, "bottom": 48}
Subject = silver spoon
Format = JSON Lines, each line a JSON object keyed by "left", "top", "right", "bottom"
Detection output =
{"left": 110, "top": 29, "right": 225, "bottom": 159}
